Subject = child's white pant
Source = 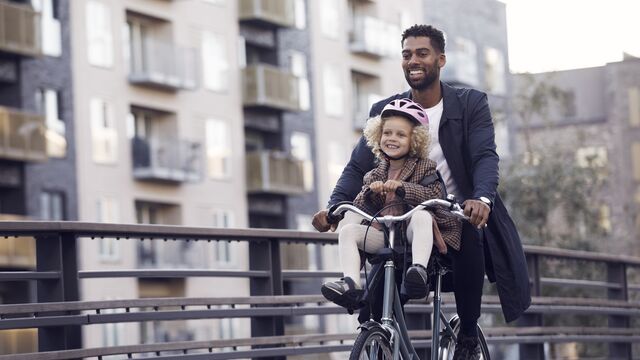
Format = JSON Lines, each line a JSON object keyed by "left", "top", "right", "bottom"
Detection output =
{"left": 337, "top": 210, "right": 434, "bottom": 288}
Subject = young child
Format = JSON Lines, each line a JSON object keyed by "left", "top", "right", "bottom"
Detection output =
{"left": 321, "top": 98, "right": 462, "bottom": 305}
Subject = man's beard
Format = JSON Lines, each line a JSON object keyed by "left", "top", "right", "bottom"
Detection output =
{"left": 405, "top": 66, "right": 439, "bottom": 90}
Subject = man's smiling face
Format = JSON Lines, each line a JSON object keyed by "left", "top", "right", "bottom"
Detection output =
{"left": 401, "top": 36, "right": 446, "bottom": 90}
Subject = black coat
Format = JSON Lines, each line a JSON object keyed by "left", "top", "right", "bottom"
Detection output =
{"left": 330, "top": 82, "right": 531, "bottom": 322}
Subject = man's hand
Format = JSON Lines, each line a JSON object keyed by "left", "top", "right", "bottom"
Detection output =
{"left": 369, "top": 181, "right": 385, "bottom": 194}
{"left": 462, "top": 199, "right": 491, "bottom": 229}
{"left": 312, "top": 210, "right": 337, "bottom": 232}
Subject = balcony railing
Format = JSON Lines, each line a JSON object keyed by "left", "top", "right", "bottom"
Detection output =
{"left": 131, "top": 137, "right": 202, "bottom": 183}
{"left": 128, "top": 39, "right": 198, "bottom": 91}
{"left": 0, "top": 106, "right": 46, "bottom": 162}
{"left": 350, "top": 16, "right": 399, "bottom": 58}
{"left": 246, "top": 150, "right": 305, "bottom": 195}
{"left": 238, "top": 0, "right": 295, "bottom": 28}
{"left": 0, "top": 1, "right": 40, "bottom": 56}
{"left": 242, "top": 64, "right": 300, "bottom": 111}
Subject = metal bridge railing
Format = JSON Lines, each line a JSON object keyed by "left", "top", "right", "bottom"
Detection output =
{"left": 0, "top": 221, "right": 638, "bottom": 359}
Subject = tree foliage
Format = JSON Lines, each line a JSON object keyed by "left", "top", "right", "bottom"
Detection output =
{"left": 499, "top": 74, "right": 607, "bottom": 250}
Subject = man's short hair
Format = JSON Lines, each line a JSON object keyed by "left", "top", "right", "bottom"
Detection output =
{"left": 401, "top": 25, "right": 445, "bottom": 53}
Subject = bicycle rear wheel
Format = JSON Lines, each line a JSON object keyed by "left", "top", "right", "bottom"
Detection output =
{"left": 438, "top": 315, "right": 491, "bottom": 360}
{"left": 349, "top": 327, "right": 394, "bottom": 360}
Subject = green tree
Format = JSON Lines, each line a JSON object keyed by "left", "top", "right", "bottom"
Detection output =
{"left": 499, "top": 73, "right": 607, "bottom": 250}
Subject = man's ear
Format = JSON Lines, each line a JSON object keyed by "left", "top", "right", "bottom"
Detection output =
{"left": 438, "top": 53, "right": 446, "bottom": 68}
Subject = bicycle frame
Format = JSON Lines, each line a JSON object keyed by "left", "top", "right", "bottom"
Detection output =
{"left": 376, "top": 224, "right": 457, "bottom": 360}
{"left": 329, "top": 199, "right": 467, "bottom": 360}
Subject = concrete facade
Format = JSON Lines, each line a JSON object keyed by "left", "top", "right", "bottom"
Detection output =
{"left": 512, "top": 57, "right": 640, "bottom": 256}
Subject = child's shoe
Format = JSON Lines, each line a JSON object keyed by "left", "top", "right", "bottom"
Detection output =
{"left": 321, "top": 277, "right": 364, "bottom": 309}
{"left": 404, "top": 264, "right": 429, "bottom": 299}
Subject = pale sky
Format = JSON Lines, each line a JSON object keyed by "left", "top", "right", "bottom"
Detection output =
{"left": 499, "top": 0, "right": 640, "bottom": 73}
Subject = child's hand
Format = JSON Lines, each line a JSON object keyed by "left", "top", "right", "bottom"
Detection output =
{"left": 383, "top": 180, "right": 403, "bottom": 195}
{"left": 369, "top": 181, "right": 385, "bottom": 194}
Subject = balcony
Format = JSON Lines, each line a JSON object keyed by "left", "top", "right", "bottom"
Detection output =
{"left": 350, "top": 16, "right": 398, "bottom": 58}
{"left": 0, "top": 106, "right": 46, "bottom": 162}
{"left": 238, "top": 0, "right": 295, "bottom": 28}
{"left": 0, "top": 214, "right": 34, "bottom": 269}
{"left": 131, "top": 137, "right": 202, "bottom": 183}
{"left": 246, "top": 151, "right": 305, "bottom": 195}
{"left": 0, "top": 1, "right": 40, "bottom": 56}
{"left": 128, "top": 39, "right": 198, "bottom": 91}
{"left": 242, "top": 64, "right": 300, "bottom": 111}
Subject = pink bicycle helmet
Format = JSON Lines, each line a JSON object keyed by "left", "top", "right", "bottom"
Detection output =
{"left": 380, "top": 98, "right": 429, "bottom": 126}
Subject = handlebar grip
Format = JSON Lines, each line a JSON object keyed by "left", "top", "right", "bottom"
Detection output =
{"left": 395, "top": 186, "right": 406, "bottom": 198}
{"left": 326, "top": 201, "right": 351, "bottom": 224}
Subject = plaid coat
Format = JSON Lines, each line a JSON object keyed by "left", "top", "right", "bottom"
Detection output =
{"left": 353, "top": 157, "right": 462, "bottom": 250}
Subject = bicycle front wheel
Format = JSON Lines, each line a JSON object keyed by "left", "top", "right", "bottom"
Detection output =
{"left": 438, "top": 315, "right": 491, "bottom": 360}
{"left": 349, "top": 327, "right": 394, "bottom": 360}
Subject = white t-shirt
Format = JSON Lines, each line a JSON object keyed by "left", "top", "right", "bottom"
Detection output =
{"left": 425, "top": 98, "right": 461, "bottom": 199}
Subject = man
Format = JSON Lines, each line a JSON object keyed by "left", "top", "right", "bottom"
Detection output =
{"left": 312, "top": 25, "right": 531, "bottom": 359}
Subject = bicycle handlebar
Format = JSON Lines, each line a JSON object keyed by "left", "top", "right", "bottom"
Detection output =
{"left": 327, "top": 197, "right": 468, "bottom": 227}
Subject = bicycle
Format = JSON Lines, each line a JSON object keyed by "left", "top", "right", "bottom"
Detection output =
{"left": 326, "top": 196, "right": 491, "bottom": 360}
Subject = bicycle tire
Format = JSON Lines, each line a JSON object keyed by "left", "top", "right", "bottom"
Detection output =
{"left": 349, "top": 327, "right": 394, "bottom": 360}
{"left": 438, "top": 315, "right": 491, "bottom": 360}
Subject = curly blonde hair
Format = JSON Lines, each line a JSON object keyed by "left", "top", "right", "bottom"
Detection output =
{"left": 363, "top": 115, "right": 431, "bottom": 160}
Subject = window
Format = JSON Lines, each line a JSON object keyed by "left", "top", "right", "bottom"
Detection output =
{"left": 86, "top": 0, "right": 113, "bottom": 67}
{"left": 294, "top": 0, "right": 306, "bottom": 29}
{"left": 96, "top": 197, "right": 120, "bottom": 261}
{"left": 212, "top": 210, "right": 234, "bottom": 265}
{"left": 328, "top": 142, "right": 348, "bottom": 191}
{"left": 629, "top": 87, "right": 640, "bottom": 127}
{"left": 484, "top": 47, "right": 505, "bottom": 95}
{"left": 320, "top": 0, "right": 340, "bottom": 39}
{"left": 562, "top": 91, "right": 577, "bottom": 117}
{"left": 632, "top": 143, "right": 640, "bottom": 181}
{"left": 36, "top": 88, "right": 66, "bottom": 157}
{"left": 90, "top": 98, "right": 118, "bottom": 164}
{"left": 289, "top": 51, "right": 310, "bottom": 111}
{"left": 323, "top": 65, "right": 344, "bottom": 117}
{"left": 575, "top": 146, "right": 607, "bottom": 168}
{"left": 40, "top": 190, "right": 65, "bottom": 220}
{"left": 291, "top": 132, "right": 313, "bottom": 191}
{"left": 205, "top": 119, "right": 231, "bottom": 179}
{"left": 201, "top": 31, "right": 229, "bottom": 92}
{"left": 31, "top": 0, "right": 61, "bottom": 56}
{"left": 447, "top": 37, "right": 478, "bottom": 86}
{"left": 598, "top": 205, "right": 611, "bottom": 234}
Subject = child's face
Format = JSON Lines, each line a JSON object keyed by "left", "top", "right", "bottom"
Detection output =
{"left": 380, "top": 116, "right": 413, "bottom": 159}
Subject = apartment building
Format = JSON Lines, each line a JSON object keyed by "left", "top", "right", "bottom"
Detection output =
{"left": 68, "top": 0, "right": 249, "bottom": 347}
{"left": 423, "top": 0, "right": 512, "bottom": 157}
{"left": 0, "top": 0, "right": 74, "bottom": 353}
{"left": 512, "top": 57, "right": 640, "bottom": 257}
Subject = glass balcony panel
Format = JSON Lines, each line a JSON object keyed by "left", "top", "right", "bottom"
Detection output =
{"left": 242, "top": 64, "right": 300, "bottom": 111}
{"left": 0, "top": 107, "right": 46, "bottom": 162}
{"left": 132, "top": 137, "right": 203, "bottom": 183}
{"left": 0, "top": 2, "right": 40, "bottom": 56}
{"left": 350, "top": 16, "right": 398, "bottom": 58}
{"left": 246, "top": 151, "right": 305, "bottom": 195}
{"left": 238, "top": 0, "right": 295, "bottom": 28}
{"left": 129, "top": 39, "right": 198, "bottom": 91}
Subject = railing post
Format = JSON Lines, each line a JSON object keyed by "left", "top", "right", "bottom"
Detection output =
{"left": 518, "top": 253, "right": 544, "bottom": 359}
{"left": 607, "top": 262, "right": 631, "bottom": 359}
{"left": 35, "top": 232, "right": 81, "bottom": 351}
{"left": 249, "top": 238, "right": 284, "bottom": 360}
